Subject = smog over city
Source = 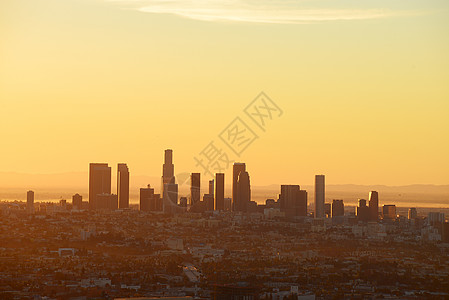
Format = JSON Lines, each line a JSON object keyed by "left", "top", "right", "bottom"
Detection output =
{"left": 1, "top": 0, "right": 448, "bottom": 299}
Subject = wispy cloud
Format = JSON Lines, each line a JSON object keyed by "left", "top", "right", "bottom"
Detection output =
{"left": 109, "top": 0, "right": 400, "bottom": 24}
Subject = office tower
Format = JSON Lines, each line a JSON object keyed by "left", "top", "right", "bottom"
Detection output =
{"left": 140, "top": 184, "right": 162, "bottom": 212}
{"left": 190, "top": 173, "right": 201, "bottom": 206}
{"left": 140, "top": 185, "right": 154, "bottom": 212}
{"left": 324, "top": 203, "right": 331, "bottom": 218}
{"left": 382, "top": 205, "right": 396, "bottom": 220}
{"left": 209, "top": 179, "right": 214, "bottom": 196}
{"left": 161, "top": 149, "right": 175, "bottom": 199}
{"left": 332, "top": 199, "right": 344, "bottom": 217}
{"left": 89, "top": 163, "right": 111, "bottom": 210}
{"left": 314, "top": 175, "right": 325, "bottom": 218}
{"left": 232, "top": 163, "right": 246, "bottom": 211}
{"left": 96, "top": 193, "right": 118, "bottom": 210}
{"left": 279, "top": 185, "right": 307, "bottom": 217}
{"left": 368, "top": 191, "right": 379, "bottom": 222}
{"left": 27, "top": 190, "right": 34, "bottom": 214}
{"left": 215, "top": 173, "right": 225, "bottom": 211}
{"left": 357, "top": 199, "right": 370, "bottom": 222}
{"left": 236, "top": 171, "right": 251, "bottom": 212}
{"left": 408, "top": 207, "right": 417, "bottom": 220}
{"left": 72, "top": 193, "right": 83, "bottom": 210}
{"left": 117, "top": 163, "right": 129, "bottom": 209}
{"left": 163, "top": 178, "right": 178, "bottom": 213}
{"left": 203, "top": 194, "right": 214, "bottom": 211}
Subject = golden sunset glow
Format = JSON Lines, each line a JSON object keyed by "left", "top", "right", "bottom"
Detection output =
{"left": 1, "top": 0, "right": 448, "bottom": 188}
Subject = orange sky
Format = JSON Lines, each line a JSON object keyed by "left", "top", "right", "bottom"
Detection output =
{"left": 0, "top": 0, "right": 448, "bottom": 187}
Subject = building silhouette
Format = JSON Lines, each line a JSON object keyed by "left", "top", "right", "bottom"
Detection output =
{"left": 357, "top": 199, "right": 370, "bottom": 222}
{"left": 140, "top": 184, "right": 162, "bottom": 212}
{"left": 369, "top": 191, "right": 379, "bottom": 222}
{"left": 279, "top": 185, "right": 307, "bottom": 217}
{"left": 89, "top": 163, "right": 111, "bottom": 210}
{"left": 203, "top": 193, "right": 214, "bottom": 211}
{"left": 209, "top": 179, "right": 214, "bottom": 196}
{"left": 236, "top": 171, "right": 251, "bottom": 212}
{"left": 332, "top": 199, "right": 344, "bottom": 217}
{"left": 96, "top": 193, "right": 118, "bottom": 210}
{"left": 383, "top": 204, "right": 396, "bottom": 220}
{"left": 117, "top": 163, "right": 129, "bottom": 209}
{"left": 161, "top": 149, "right": 175, "bottom": 200}
{"left": 190, "top": 173, "right": 201, "bottom": 206}
{"left": 215, "top": 173, "right": 225, "bottom": 211}
{"left": 232, "top": 163, "right": 246, "bottom": 211}
{"left": 72, "top": 193, "right": 83, "bottom": 210}
{"left": 408, "top": 207, "right": 418, "bottom": 220}
{"left": 161, "top": 149, "right": 178, "bottom": 213}
{"left": 315, "top": 175, "right": 325, "bottom": 218}
{"left": 27, "top": 190, "right": 34, "bottom": 214}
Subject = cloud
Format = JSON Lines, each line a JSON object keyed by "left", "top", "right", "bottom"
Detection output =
{"left": 109, "top": 0, "right": 399, "bottom": 24}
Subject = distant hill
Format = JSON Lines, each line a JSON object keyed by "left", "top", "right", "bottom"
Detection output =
{"left": 0, "top": 172, "right": 448, "bottom": 207}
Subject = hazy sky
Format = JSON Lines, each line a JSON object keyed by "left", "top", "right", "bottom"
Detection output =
{"left": 1, "top": 0, "right": 448, "bottom": 186}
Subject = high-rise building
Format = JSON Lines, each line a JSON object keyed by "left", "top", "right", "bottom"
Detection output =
{"left": 161, "top": 149, "right": 178, "bottom": 213}
{"left": 72, "top": 193, "right": 83, "bottom": 210}
{"left": 89, "top": 163, "right": 111, "bottom": 210}
{"left": 140, "top": 184, "right": 162, "bottom": 212}
{"left": 163, "top": 178, "right": 178, "bottom": 214}
{"left": 209, "top": 179, "right": 214, "bottom": 196}
{"left": 232, "top": 163, "right": 246, "bottom": 211}
{"left": 382, "top": 204, "right": 396, "bottom": 220}
{"left": 27, "top": 190, "right": 34, "bottom": 214}
{"left": 215, "top": 173, "right": 225, "bottom": 211}
{"left": 279, "top": 185, "right": 307, "bottom": 217}
{"left": 236, "top": 171, "right": 251, "bottom": 212}
{"left": 356, "top": 199, "right": 370, "bottom": 222}
{"left": 161, "top": 149, "right": 175, "bottom": 199}
{"left": 408, "top": 207, "right": 418, "bottom": 220}
{"left": 203, "top": 193, "right": 214, "bottom": 211}
{"left": 117, "top": 163, "right": 129, "bottom": 209}
{"left": 332, "top": 199, "right": 344, "bottom": 217}
{"left": 315, "top": 175, "right": 325, "bottom": 218}
{"left": 190, "top": 173, "right": 201, "bottom": 206}
{"left": 368, "top": 191, "right": 379, "bottom": 222}
{"left": 96, "top": 193, "right": 118, "bottom": 210}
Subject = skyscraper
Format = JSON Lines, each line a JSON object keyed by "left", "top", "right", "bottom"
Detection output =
{"left": 209, "top": 179, "right": 214, "bottom": 196}
{"left": 117, "top": 163, "right": 129, "bottom": 209}
{"left": 89, "top": 163, "right": 111, "bottom": 210}
{"left": 27, "top": 190, "right": 34, "bottom": 214}
{"left": 279, "top": 185, "right": 308, "bottom": 217}
{"left": 368, "top": 191, "right": 379, "bottom": 222}
{"left": 72, "top": 193, "right": 83, "bottom": 210}
{"left": 161, "top": 149, "right": 178, "bottom": 213}
{"left": 382, "top": 204, "right": 396, "bottom": 220}
{"left": 236, "top": 171, "right": 251, "bottom": 212}
{"left": 232, "top": 163, "right": 246, "bottom": 211}
{"left": 190, "top": 173, "right": 200, "bottom": 206}
{"left": 357, "top": 199, "right": 370, "bottom": 222}
{"left": 140, "top": 184, "right": 162, "bottom": 212}
{"left": 215, "top": 173, "right": 225, "bottom": 211}
{"left": 332, "top": 199, "right": 344, "bottom": 217}
{"left": 161, "top": 149, "right": 175, "bottom": 199}
{"left": 315, "top": 175, "right": 325, "bottom": 218}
